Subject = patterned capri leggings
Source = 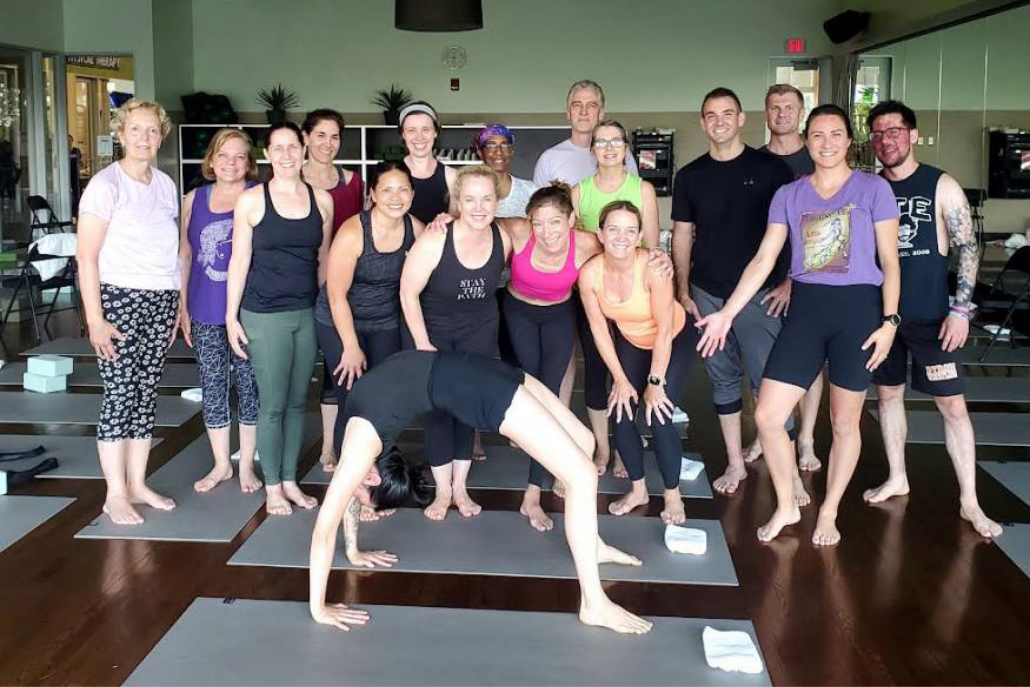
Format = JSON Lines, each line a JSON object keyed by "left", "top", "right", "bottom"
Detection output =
{"left": 97, "top": 284, "right": 179, "bottom": 442}
{"left": 190, "top": 319, "right": 260, "bottom": 429}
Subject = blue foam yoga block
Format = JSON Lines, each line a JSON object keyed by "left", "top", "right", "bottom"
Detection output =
{"left": 27, "top": 355, "right": 73, "bottom": 378}
{"left": 23, "top": 372, "right": 67, "bottom": 393}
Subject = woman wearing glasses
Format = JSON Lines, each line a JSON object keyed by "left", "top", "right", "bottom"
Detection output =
{"left": 474, "top": 124, "right": 537, "bottom": 218}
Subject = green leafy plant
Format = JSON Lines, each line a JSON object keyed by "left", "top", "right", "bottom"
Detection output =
{"left": 256, "top": 84, "right": 299, "bottom": 112}
{"left": 370, "top": 84, "right": 414, "bottom": 112}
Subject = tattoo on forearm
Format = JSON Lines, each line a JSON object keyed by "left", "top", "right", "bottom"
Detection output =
{"left": 945, "top": 203, "right": 978, "bottom": 308}
{"left": 343, "top": 497, "right": 360, "bottom": 552}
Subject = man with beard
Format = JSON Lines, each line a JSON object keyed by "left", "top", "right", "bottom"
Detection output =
{"left": 863, "top": 100, "right": 1001, "bottom": 538}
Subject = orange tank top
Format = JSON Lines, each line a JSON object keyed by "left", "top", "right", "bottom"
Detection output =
{"left": 595, "top": 252, "right": 686, "bottom": 350}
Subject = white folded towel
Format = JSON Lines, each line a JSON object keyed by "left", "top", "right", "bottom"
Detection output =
{"left": 230, "top": 450, "right": 260, "bottom": 463}
{"left": 702, "top": 626, "right": 764, "bottom": 674}
{"left": 664, "top": 524, "right": 707, "bottom": 555}
{"left": 180, "top": 387, "right": 203, "bottom": 402}
{"left": 680, "top": 456, "right": 704, "bottom": 481}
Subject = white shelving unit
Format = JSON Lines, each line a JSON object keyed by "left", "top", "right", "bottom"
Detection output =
{"left": 177, "top": 123, "right": 569, "bottom": 194}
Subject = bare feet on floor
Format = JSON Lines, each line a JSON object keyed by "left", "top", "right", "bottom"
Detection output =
{"left": 238, "top": 460, "right": 263, "bottom": 494}
{"left": 661, "top": 491, "right": 686, "bottom": 525}
{"left": 608, "top": 486, "right": 649, "bottom": 516}
{"left": 961, "top": 502, "right": 1003, "bottom": 538}
{"left": 797, "top": 441, "right": 822, "bottom": 472}
{"left": 282, "top": 481, "right": 317, "bottom": 509}
{"left": 520, "top": 492, "right": 554, "bottom": 532}
{"left": 128, "top": 485, "right": 176, "bottom": 511}
{"left": 713, "top": 465, "right": 747, "bottom": 495}
{"left": 359, "top": 505, "right": 396, "bottom": 522}
{"left": 612, "top": 455, "right": 629, "bottom": 480}
{"left": 592, "top": 445, "right": 609, "bottom": 475}
{"left": 863, "top": 476, "right": 910, "bottom": 504}
{"left": 473, "top": 431, "right": 487, "bottom": 461}
{"left": 194, "top": 463, "right": 233, "bottom": 493}
{"left": 757, "top": 505, "right": 801, "bottom": 542}
{"left": 579, "top": 599, "right": 653, "bottom": 634}
{"left": 793, "top": 472, "right": 811, "bottom": 507}
{"left": 552, "top": 478, "right": 566, "bottom": 500}
{"left": 103, "top": 495, "right": 144, "bottom": 525}
{"left": 744, "top": 439, "right": 763, "bottom": 464}
{"left": 319, "top": 447, "right": 336, "bottom": 472}
{"left": 453, "top": 488, "right": 482, "bottom": 518}
{"left": 424, "top": 489, "right": 450, "bottom": 521}
{"left": 812, "top": 512, "right": 841, "bottom": 546}
{"left": 265, "top": 485, "right": 292, "bottom": 516}
{"left": 597, "top": 539, "right": 642, "bottom": 567}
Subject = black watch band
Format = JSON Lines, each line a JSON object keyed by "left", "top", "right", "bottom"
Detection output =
{"left": 647, "top": 374, "right": 665, "bottom": 387}
{"left": 882, "top": 314, "right": 901, "bottom": 326}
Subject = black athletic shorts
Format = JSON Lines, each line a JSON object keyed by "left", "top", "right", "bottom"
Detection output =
{"left": 764, "top": 282, "right": 881, "bottom": 392}
{"left": 430, "top": 351, "right": 525, "bottom": 433}
{"left": 872, "top": 319, "right": 965, "bottom": 396}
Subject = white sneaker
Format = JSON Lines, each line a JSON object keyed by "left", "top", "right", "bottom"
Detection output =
{"left": 672, "top": 407, "right": 689, "bottom": 424}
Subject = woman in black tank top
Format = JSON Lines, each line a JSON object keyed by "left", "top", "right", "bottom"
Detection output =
{"left": 313, "top": 162, "right": 424, "bottom": 478}
{"left": 400, "top": 165, "right": 512, "bottom": 521}
{"left": 398, "top": 102, "right": 456, "bottom": 224}
{"left": 226, "top": 122, "right": 333, "bottom": 518}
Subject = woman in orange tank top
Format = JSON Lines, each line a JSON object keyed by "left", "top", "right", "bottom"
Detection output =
{"left": 578, "top": 201, "right": 699, "bottom": 525}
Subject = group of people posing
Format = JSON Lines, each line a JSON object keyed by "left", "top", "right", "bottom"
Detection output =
{"left": 75, "top": 79, "right": 1001, "bottom": 572}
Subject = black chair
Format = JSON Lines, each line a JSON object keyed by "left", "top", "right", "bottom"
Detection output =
{"left": 971, "top": 245, "right": 1030, "bottom": 361}
{"left": 0, "top": 244, "right": 84, "bottom": 344}
{"left": 27, "top": 195, "right": 74, "bottom": 238}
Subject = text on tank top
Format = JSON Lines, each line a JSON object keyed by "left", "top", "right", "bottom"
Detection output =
{"left": 595, "top": 253, "right": 686, "bottom": 350}
{"left": 884, "top": 164, "right": 949, "bottom": 322}
{"left": 422, "top": 221, "right": 504, "bottom": 339}
{"left": 510, "top": 230, "right": 579, "bottom": 302}
{"left": 409, "top": 161, "right": 450, "bottom": 225}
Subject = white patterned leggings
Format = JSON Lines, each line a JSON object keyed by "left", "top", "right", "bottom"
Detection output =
{"left": 190, "top": 318, "right": 260, "bottom": 429}
{"left": 96, "top": 284, "right": 179, "bottom": 442}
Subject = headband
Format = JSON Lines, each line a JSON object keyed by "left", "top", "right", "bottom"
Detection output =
{"left": 473, "top": 124, "right": 515, "bottom": 150}
{"left": 398, "top": 103, "right": 439, "bottom": 126}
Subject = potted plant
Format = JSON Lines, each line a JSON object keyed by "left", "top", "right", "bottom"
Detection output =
{"left": 256, "top": 84, "right": 299, "bottom": 126}
{"left": 370, "top": 84, "right": 414, "bottom": 125}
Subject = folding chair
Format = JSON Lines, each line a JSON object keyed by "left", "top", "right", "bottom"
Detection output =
{"left": 0, "top": 235, "right": 83, "bottom": 344}
{"left": 27, "top": 195, "right": 74, "bottom": 239}
{"left": 972, "top": 245, "right": 1030, "bottom": 361}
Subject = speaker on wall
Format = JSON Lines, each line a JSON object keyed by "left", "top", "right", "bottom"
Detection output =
{"left": 396, "top": 0, "right": 483, "bottom": 31}
{"left": 823, "top": 10, "right": 871, "bottom": 44}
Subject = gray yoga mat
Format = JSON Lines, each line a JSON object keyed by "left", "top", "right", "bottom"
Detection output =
{"left": 0, "top": 435, "right": 163, "bottom": 479}
{"left": 957, "top": 345, "right": 1030, "bottom": 367}
{"left": 303, "top": 445, "right": 713, "bottom": 499}
{"left": 981, "top": 461, "right": 1030, "bottom": 507}
{"left": 868, "top": 410, "right": 1030, "bottom": 446}
{"left": 995, "top": 524, "right": 1030, "bottom": 580}
{"left": 23, "top": 336, "right": 196, "bottom": 359}
{"left": 230, "top": 508, "right": 738, "bottom": 586}
{"left": 0, "top": 496, "right": 75, "bottom": 554}
{"left": 0, "top": 362, "right": 200, "bottom": 389}
{"left": 75, "top": 414, "right": 321, "bottom": 542}
{"left": 125, "top": 598, "right": 769, "bottom": 687}
{"left": 866, "top": 377, "right": 1030, "bottom": 403}
{"left": 0, "top": 392, "right": 201, "bottom": 427}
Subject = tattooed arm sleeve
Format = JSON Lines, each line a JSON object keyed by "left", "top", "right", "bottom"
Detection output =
{"left": 342, "top": 496, "right": 361, "bottom": 555}
{"left": 940, "top": 174, "right": 978, "bottom": 308}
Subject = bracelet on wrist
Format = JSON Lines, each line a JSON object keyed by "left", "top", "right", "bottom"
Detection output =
{"left": 949, "top": 309, "right": 972, "bottom": 321}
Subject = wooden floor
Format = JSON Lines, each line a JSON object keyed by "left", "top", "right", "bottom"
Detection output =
{"left": 2, "top": 312, "right": 1030, "bottom": 686}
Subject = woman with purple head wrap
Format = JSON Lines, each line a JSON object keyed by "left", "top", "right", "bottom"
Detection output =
{"left": 474, "top": 124, "right": 537, "bottom": 218}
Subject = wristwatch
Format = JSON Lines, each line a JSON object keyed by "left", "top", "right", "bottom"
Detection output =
{"left": 647, "top": 374, "right": 665, "bottom": 387}
{"left": 882, "top": 314, "right": 901, "bottom": 326}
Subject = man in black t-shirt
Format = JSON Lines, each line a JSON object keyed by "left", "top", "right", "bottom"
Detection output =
{"left": 671, "top": 87, "right": 798, "bottom": 498}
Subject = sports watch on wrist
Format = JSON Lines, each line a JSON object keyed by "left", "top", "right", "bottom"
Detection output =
{"left": 882, "top": 314, "right": 901, "bottom": 327}
{"left": 647, "top": 374, "right": 665, "bottom": 387}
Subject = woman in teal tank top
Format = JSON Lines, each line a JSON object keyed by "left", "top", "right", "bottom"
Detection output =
{"left": 572, "top": 120, "right": 659, "bottom": 247}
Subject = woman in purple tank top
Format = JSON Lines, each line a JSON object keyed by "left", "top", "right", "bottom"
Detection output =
{"left": 178, "top": 128, "right": 262, "bottom": 495}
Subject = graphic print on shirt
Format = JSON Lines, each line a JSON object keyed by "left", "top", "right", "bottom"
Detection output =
{"left": 457, "top": 277, "right": 487, "bottom": 301}
{"left": 198, "top": 218, "right": 233, "bottom": 282}
{"left": 801, "top": 204, "right": 854, "bottom": 275}
{"left": 896, "top": 195, "right": 933, "bottom": 255}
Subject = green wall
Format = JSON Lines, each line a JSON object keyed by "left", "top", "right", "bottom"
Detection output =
{"left": 153, "top": 0, "right": 194, "bottom": 107}
{"left": 62, "top": 0, "right": 155, "bottom": 99}
{"left": 0, "top": 0, "right": 64, "bottom": 51}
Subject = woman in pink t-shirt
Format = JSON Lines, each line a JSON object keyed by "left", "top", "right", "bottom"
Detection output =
{"left": 76, "top": 99, "right": 181, "bottom": 526}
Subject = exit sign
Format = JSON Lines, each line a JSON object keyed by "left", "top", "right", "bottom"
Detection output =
{"left": 786, "top": 38, "right": 806, "bottom": 53}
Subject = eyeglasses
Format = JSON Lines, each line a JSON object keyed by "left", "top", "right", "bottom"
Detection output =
{"left": 869, "top": 126, "right": 910, "bottom": 142}
{"left": 481, "top": 142, "right": 513, "bottom": 153}
{"left": 592, "top": 138, "right": 626, "bottom": 150}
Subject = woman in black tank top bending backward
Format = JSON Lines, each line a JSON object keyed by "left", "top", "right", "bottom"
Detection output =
{"left": 313, "top": 162, "right": 423, "bottom": 483}
{"left": 399, "top": 102, "right": 457, "bottom": 225}
{"left": 309, "top": 350, "right": 652, "bottom": 637}
{"left": 401, "top": 165, "right": 512, "bottom": 521}
{"left": 227, "top": 122, "right": 334, "bottom": 518}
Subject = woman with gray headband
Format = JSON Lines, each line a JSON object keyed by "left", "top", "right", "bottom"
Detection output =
{"left": 399, "top": 102, "right": 456, "bottom": 225}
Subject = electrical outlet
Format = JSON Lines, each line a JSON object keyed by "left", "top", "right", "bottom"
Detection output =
{"left": 918, "top": 137, "right": 924, "bottom": 145}
{"left": 928, "top": 136, "right": 935, "bottom": 146}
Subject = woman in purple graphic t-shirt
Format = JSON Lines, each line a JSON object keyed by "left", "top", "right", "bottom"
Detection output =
{"left": 695, "top": 104, "right": 901, "bottom": 550}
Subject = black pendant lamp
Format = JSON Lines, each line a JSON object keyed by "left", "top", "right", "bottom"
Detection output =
{"left": 395, "top": 0, "right": 483, "bottom": 31}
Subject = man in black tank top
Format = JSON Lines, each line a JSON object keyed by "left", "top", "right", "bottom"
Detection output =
{"left": 864, "top": 100, "right": 1001, "bottom": 538}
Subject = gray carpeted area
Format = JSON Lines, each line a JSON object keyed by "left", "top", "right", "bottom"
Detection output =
{"left": 0, "top": 435, "right": 163, "bottom": 479}
{"left": 0, "top": 362, "right": 200, "bottom": 389}
{"left": 0, "top": 392, "right": 201, "bottom": 427}
{"left": 866, "top": 377, "right": 1030, "bottom": 403}
{"left": 868, "top": 410, "right": 1030, "bottom": 446}
{"left": 995, "top": 524, "right": 1030, "bottom": 580}
{"left": 75, "top": 414, "right": 320, "bottom": 542}
{"left": 0, "top": 495, "right": 75, "bottom": 554}
{"left": 23, "top": 336, "right": 196, "bottom": 360}
{"left": 124, "top": 598, "right": 770, "bottom": 687}
{"left": 229, "top": 508, "right": 738, "bottom": 586}
{"left": 981, "top": 461, "right": 1030, "bottom": 507}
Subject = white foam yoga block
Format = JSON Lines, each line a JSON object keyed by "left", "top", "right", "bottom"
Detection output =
{"left": 23, "top": 371, "right": 67, "bottom": 393}
{"left": 27, "top": 354, "right": 73, "bottom": 378}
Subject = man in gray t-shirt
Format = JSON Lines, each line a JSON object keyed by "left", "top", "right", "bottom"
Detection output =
{"left": 533, "top": 80, "right": 638, "bottom": 187}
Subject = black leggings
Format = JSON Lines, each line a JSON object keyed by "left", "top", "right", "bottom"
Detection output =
{"left": 502, "top": 291, "right": 576, "bottom": 486}
{"left": 612, "top": 325, "right": 698, "bottom": 490}
{"left": 574, "top": 295, "right": 610, "bottom": 411}
{"left": 315, "top": 319, "right": 403, "bottom": 456}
